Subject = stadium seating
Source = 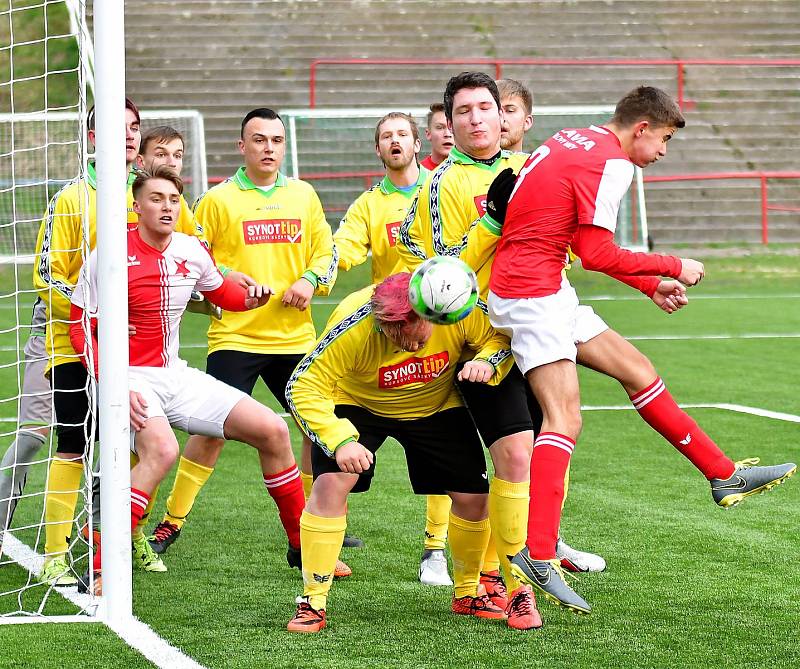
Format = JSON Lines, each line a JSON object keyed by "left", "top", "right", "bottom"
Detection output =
{"left": 113, "top": 0, "right": 800, "bottom": 243}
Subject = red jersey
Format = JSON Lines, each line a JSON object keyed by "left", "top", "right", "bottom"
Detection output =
{"left": 420, "top": 155, "right": 442, "bottom": 171}
{"left": 73, "top": 229, "right": 223, "bottom": 368}
{"left": 490, "top": 126, "right": 635, "bottom": 298}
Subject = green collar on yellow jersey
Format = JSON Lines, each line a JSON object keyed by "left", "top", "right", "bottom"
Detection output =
{"left": 233, "top": 166, "right": 288, "bottom": 196}
{"left": 448, "top": 146, "right": 513, "bottom": 172}
{"left": 379, "top": 165, "right": 429, "bottom": 197}
{"left": 86, "top": 162, "right": 137, "bottom": 190}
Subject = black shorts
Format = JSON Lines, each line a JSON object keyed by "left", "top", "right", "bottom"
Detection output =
{"left": 205, "top": 350, "right": 303, "bottom": 411}
{"left": 311, "top": 405, "right": 489, "bottom": 496}
{"left": 456, "top": 363, "right": 543, "bottom": 447}
{"left": 50, "top": 361, "right": 97, "bottom": 454}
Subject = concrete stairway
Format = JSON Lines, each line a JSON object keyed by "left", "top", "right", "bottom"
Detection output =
{"left": 110, "top": 0, "right": 800, "bottom": 243}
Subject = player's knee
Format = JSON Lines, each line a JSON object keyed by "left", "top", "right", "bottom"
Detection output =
{"left": 307, "top": 473, "right": 351, "bottom": 515}
{"left": 448, "top": 492, "right": 488, "bottom": 522}
{"left": 489, "top": 433, "right": 533, "bottom": 481}
{"left": 141, "top": 438, "right": 179, "bottom": 477}
{"left": 250, "top": 409, "right": 291, "bottom": 453}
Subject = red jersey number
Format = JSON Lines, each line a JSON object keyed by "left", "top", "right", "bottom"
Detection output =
{"left": 509, "top": 145, "right": 551, "bottom": 202}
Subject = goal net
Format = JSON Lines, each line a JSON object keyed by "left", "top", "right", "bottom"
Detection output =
{"left": 0, "top": 0, "right": 173, "bottom": 626}
{"left": 281, "top": 105, "right": 648, "bottom": 251}
{"left": 0, "top": 109, "right": 208, "bottom": 263}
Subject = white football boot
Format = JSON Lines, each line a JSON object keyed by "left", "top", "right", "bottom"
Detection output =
{"left": 556, "top": 537, "right": 606, "bottom": 573}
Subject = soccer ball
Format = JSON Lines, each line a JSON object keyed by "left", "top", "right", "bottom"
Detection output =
{"left": 408, "top": 256, "right": 479, "bottom": 324}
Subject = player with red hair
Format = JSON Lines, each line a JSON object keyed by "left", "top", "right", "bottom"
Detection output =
{"left": 284, "top": 272, "right": 543, "bottom": 632}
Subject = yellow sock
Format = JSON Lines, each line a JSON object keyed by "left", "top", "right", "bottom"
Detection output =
{"left": 489, "top": 477, "right": 529, "bottom": 592}
{"left": 300, "top": 510, "right": 346, "bottom": 611}
{"left": 448, "top": 512, "right": 490, "bottom": 598}
{"left": 133, "top": 483, "right": 159, "bottom": 540}
{"left": 481, "top": 532, "right": 500, "bottom": 573}
{"left": 300, "top": 472, "right": 313, "bottom": 500}
{"left": 423, "top": 495, "right": 451, "bottom": 550}
{"left": 562, "top": 462, "right": 571, "bottom": 511}
{"left": 164, "top": 456, "right": 213, "bottom": 529}
{"left": 44, "top": 457, "right": 83, "bottom": 557}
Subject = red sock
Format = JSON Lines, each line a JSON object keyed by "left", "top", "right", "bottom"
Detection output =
{"left": 631, "top": 378, "right": 735, "bottom": 480}
{"left": 264, "top": 465, "right": 304, "bottom": 549}
{"left": 90, "top": 488, "right": 150, "bottom": 572}
{"left": 527, "top": 433, "right": 573, "bottom": 560}
{"left": 131, "top": 488, "right": 150, "bottom": 533}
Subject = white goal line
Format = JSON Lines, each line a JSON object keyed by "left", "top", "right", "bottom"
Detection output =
{"left": 0, "top": 535, "right": 208, "bottom": 669}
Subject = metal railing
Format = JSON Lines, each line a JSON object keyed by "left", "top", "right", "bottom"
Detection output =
{"left": 309, "top": 57, "right": 800, "bottom": 109}
{"left": 210, "top": 170, "right": 800, "bottom": 243}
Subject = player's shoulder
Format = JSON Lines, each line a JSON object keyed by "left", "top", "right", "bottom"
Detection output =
{"left": 326, "top": 285, "right": 374, "bottom": 330}
{"left": 193, "top": 177, "right": 235, "bottom": 209}
{"left": 283, "top": 176, "right": 320, "bottom": 196}
{"left": 50, "top": 176, "right": 90, "bottom": 207}
{"left": 501, "top": 150, "right": 530, "bottom": 171}
{"left": 170, "top": 231, "right": 208, "bottom": 255}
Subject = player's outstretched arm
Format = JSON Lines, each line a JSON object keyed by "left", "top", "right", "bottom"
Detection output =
{"left": 573, "top": 224, "right": 684, "bottom": 279}
{"left": 203, "top": 276, "right": 273, "bottom": 312}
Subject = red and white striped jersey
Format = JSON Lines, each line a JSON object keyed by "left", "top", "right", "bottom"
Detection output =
{"left": 73, "top": 228, "right": 223, "bottom": 368}
{"left": 490, "top": 126, "right": 634, "bottom": 298}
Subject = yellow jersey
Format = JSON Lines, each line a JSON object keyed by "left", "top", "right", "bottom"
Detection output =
{"left": 286, "top": 285, "right": 513, "bottom": 456}
{"left": 334, "top": 168, "right": 428, "bottom": 284}
{"left": 194, "top": 168, "right": 336, "bottom": 355}
{"left": 396, "top": 147, "right": 528, "bottom": 297}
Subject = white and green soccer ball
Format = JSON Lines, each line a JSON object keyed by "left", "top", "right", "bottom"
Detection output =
{"left": 408, "top": 256, "right": 479, "bottom": 325}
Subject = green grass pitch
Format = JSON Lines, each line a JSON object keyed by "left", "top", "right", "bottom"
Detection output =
{"left": 0, "top": 252, "right": 798, "bottom": 668}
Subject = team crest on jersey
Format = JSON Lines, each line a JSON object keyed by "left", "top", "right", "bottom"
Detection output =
{"left": 385, "top": 220, "right": 401, "bottom": 247}
{"left": 379, "top": 351, "right": 449, "bottom": 389}
{"left": 243, "top": 219, "right": 302, "bottom": 244}
{"left": 127, "top": 255, "right": 140, "bottom": 267}
{"left": 174, "top": 259, "right": 191, "bottom": 277}
{"left": 473, "top": 194, "right": 487, "bottom": 216}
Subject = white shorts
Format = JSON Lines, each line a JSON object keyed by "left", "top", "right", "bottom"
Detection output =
{"left": 488, "top": 279, "right": 608, "bottom": 374}
{"left": 129, "top": 364, "right": 247, "bottom": 441}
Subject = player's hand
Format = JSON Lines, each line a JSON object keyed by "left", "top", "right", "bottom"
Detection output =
{"left": 128, "top": 324, "right": 136, "bottom": 337}
{"left": 186, "top": 291, "right": 223, "bottom": 320}
{"left": 244, "top": 284, "right": 275, "bottom": 310}
{"left": 485, "top": 167, "right": 517, "bottom": 224}
{"left": 457, "top": 360, "right": 495, "bottom": 383}
{"left": 226, "top": 270, "right": 258, "bottom": 289}
{"left": 282, "top": 277, "right": 314, "bottom": 311}
{"left": 129, "top": 391, "right": 148, "bottom": 432}
{"left": 652, "top": 280, "right": 689, "bottom": 314}
{"left": 678, "top": 258, "right": 704, "bottom": 286}
{"left": 335, "top": 441, "right": 374, "bottom": 474}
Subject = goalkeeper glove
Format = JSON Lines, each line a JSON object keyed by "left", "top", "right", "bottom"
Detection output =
{"left": 187, "top": 291, "right": 222, "bottom": 320}
{"left": 484, "top": 167, "right": 517, "bottom": 226}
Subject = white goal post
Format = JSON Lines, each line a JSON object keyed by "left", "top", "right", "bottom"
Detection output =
{"left": 281, "top": 105, "right": 649, "bottom": 251}
{"left": 0, "top": 0, "right": 132, "bottom": 629}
